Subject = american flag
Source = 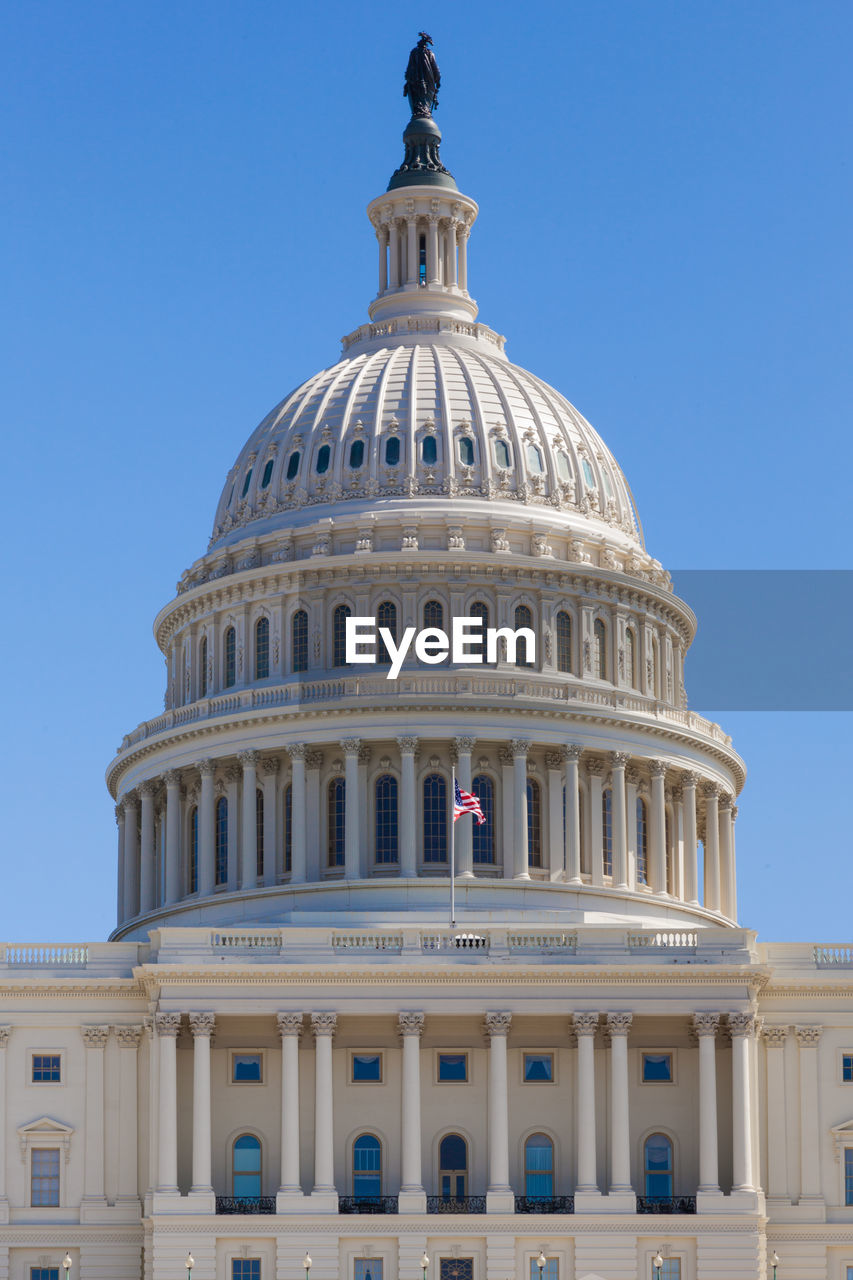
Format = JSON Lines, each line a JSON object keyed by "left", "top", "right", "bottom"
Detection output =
{"left": 454, "top": 778, "right": 486, "bottom": 824}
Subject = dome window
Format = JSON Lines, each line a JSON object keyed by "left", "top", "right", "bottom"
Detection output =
{"left": 602, "top": 469, "right": 614, "bottom": 501}
{"left": 493, "top": 439, "right": 512, "bottom": 469}
{"left": 526, "top": 444, "right": 544, "bottom": 474}
{"left": 285, "top": 451, "right": 301, "bottom": 481}
{"left": 418, "top": 233, "right": 427, "bottom": 286}
{"left": 556, "top": 452, "right": 572, "bottom": 482}
{"left": 260, "top": 459, "right": 274, "bottom": 489}
{"left": 241, "top": 468, "right": 253, "bottom": 498}
{"left": 349, "top": 439, "right": 365, "bottom": 469}
{"left": 316, "top": 444, "right": 331, "bottom": 474}
{"left": 582, "top": 459, "right": 595, "bottom": 488}
{"left": 421, "top": 435, "right": 437, "bottom": 465}
{"left": 385, "top": 436, "right": 400, "bottom": 466}
{"left": 458, "top": 436, "right": 475, "bottom": 466}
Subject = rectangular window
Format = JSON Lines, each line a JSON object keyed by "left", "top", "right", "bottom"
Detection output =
{"left": 529, "top": 1260, "right": 559, "bottom": 1280}
{"left": 437, "top": 1052, "right": 468, "bottom": 1082}
{"left": 351, "top": 1052, "right": 383, "bottom": 1083}
{"left": 31, "top": 1147, "right": 60, "bottom": 1206}
{"left": 651, "top": 1262, "right": 680, "bottom": 1280}
{"left": 31, "top": 1269, "right": 60, "bottom": 1280}
{"left": 232, "top": 1262, "right": 261, "bottom": 1280}
{"left": 523, "top": 1052, "right": 554, "bottom": 1082}
{"left": 846, "top": 1149, "right": 853, "bottom": 1206}
{"left": 642, "top": 1051, "right": 673, "bottom": 1082}
{"left": 354, "top": 1263, "right": 383, "bottom": 1280}
{"left": 439, "top": 1262, "right": 473, "bottom": 1280}
{"left": 843, "top": 1052, "right": 853, "bottom": 1082}
{"left": 31, "top": 1054, "right": 61, "bottom": 1083}
{"left": 231, "top": 1051, "right": 263, "bottom": 1083}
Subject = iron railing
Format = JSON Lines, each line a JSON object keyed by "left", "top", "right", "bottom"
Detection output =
{"left": 426, "top": 1195, "right": 487, "bottom": 1214}
{"left": 215, "top": 1195, "right": 276, "bottom": 1214}
{"left": 514, "top": 1195, "right": 575, "bottom": 1214}
{"left": 338, "top": 1195, "right": 399, "bottom": 1214}
{"left": 636, "top": 1195, "right": 697, "bottom": 1214}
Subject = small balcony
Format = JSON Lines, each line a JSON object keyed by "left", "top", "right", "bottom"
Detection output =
{"left": 339, "top": 1195, "right": 399, "bottom": 1214}
{"left": 426, "top": 1194, "right": 487, "bottom": 1214}
{"left": 636, "top": 1195, "right": 697, "bottom": 1214}
{"left": 514, "top": 1194, "right": 575, "bottom": 1214}
{"left": 215, "top": 1195, "right": 276, "bottom": 1214}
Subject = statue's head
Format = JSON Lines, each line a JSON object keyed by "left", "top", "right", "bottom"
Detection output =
{"left": 417, "top": 31, "right": 433, "bottom": 47}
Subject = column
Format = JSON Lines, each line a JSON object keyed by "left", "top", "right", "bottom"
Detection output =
{"left": 446, "top": 222, "right": 458, "bottom": 286}
{"left": 115, "top": 804, "right": 126, "bottom": 922}
{"left": 398, "top": 737, "right": 418, "bottom": 877}
{"left": 587, "top": 760, "right": 605, "bottom": 886}
{"left": 340, "top": 739, "right": 361, "bottom": 879}
{"left": 511, "top": 739, "right": 530, "bottom": 879}
{"left": 609, "top": 753, "right": 629, "bottom": 888}
{"left": 115, "top": 1025, "right": 143, "bottom": 1207}
{"left": 81, "top": 1026, "right": 110, "bottom": 1208}
{"left": 0, "top": 1027, "right": 9, "bottom": 1215}
{"left": 406, "top": 217, "right": 417, "bottom": 284}
{"left": 563, "top": 746, "right": 583, "bottom": 884}
{"left": 398, "top": 1013, "right": 426, "bottom": 1211}
{"left": 573, "top": 1013, "right": 600, "bottom": 1195}
{"left": 427, "top": 215, "right": 440, "bottom": 284}
{"left": 310, "top": 1013, "right": 337, "bottom": 1206}
{"left": 277, "top": 1013, "right": 303, "bottom": 1204}
{"left": 122, "top": 793, "right": 139, "bottom": 919}
{"left": 729, "top": 1012, "right": 755, "bottom": 1191}
{"left": 261, "top": 757, "right": 279, "bottom": 886}
{"left": 649, "top": 761, "right": 667, "bottom": 894}
{"left": 682, "top": 772, "right": 699, "bottom": 904}
{"left": 287, "top": 745, "right": 308, "bottom": 883}
{"left": 198, "top": 760, "right": 216, "bottom": 897}
{"left": 606, "top": 1014, "right": 633, "bottom": 1200}
{"left": 189, "top": 1013, "right": 215, "bottom": 1197}
{"left": 164, "top": 770, "right": 182, "bottom": 905}
{"left": 376, "top": 226, "right": 387, "bottom": 293}
{"left": 139, "top": 781, "right": 156, "bottom": 914}
{"left": 389, "top": 220, "right": 400, "bottom": 288}
{"left": 499, "top": 748, "right": 515, "bottom": 879}
{"left": 239, "top": 750, "right": 259, "bottom": 890}
{"left": 795, "top": 1026, "right": 823, "bottom": 1203}
{"left": 455, "top": 737, "right": 476, "bottom": 878}
{"left": 155, "top": 1012, "right": 181, "bottom": 1195}
{"left": 485, "top": 1012, "right": 513, "bottom": 1212}
{"left": 730, "top": 805, "right": 739, "bottom": 920}
{"left": 763, "top": 1026, "right": 789, "bottom": 1202}
{"left": 692, "top": 1014, "right": 721, "bottom": 1195}
{"left": 546, "top": 753, "right": 563, "bottom": 880}
{"left": 457, "top": 224, "right": 469, "bottom": 291}
{"left": 703, "top": 783, "right": 721, "bottom": 911}
{"left": 718, "top": 795, "right": 734, "bottom": 919}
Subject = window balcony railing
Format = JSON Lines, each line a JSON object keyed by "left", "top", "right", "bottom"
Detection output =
{"left": 426, "top": 1194, "right": 487, "bottom": 1214}
{"left": 215, "top": 1195, "right": 276, "bottom": 1215}
{"left": 514, "top": 1194, "right": 575, "bottom": 1214}
{"left": 338, "top": 1195, "right": 399, "bottom": 1214}
{"left": 636, "top": 1195, "right": 697, "bottom": 1214}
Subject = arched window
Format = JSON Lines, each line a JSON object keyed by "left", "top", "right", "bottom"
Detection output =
{"left": 189, "top": 806, "right": 198, "bottom": 894}
{"left": 556, "top": 452, "right": 572, "bottom": 482}
{"left": 493, "top": 438, "right": 511, "bottom": 469}
{"left": 385, "top": 435, "right": 400, "bottom": 466}
{"left": 375, "top": 775, "right": 399, "bottom": 865}
{"left": 602, "top": 788, "right": 613, "bottom": 877}
{"left": 349, "top": 439, "right": 365, "bottom": 469}
{"left": 625, "top": 628, "right": 636, "bottom": 688}
{"left": 469, "top": 601, "right": 489, "bottom": 661}
{"left": 636, "top": 797, "right": 648, "bottom": 886}
{"left": 291, "top": 609, "right": 308, "bottom": 673}
{"left": 556, "top": 611, "right": 572, "bottom": 673}
{"left": 472, "top": 775, "right": 495, "bottom": 865}
{"left": 224, "top": 626, "right": 236, "bottom": 688}
{"left": 256, "top": 788, "right": 264, "bottom": 879}
{"left": 315, "top": 444, "right": 331, "bottom": 474}
{"left": 352, "top": 1133, "right": 382, "bottom": 1199}
{"left": 333, "top": 605, "right": 351, "bottom": 667}
{"left": 526, "top": 443, "right": 544, "bottom": 474}
{"left": 241, "top": 468, "right": 253, "bottom": 498}
{"left": 199, "top": 636, "right": 208, "bottom": 698}
{"left": 439, "top": 1133, "right": 467, "bottom": 1200}
{"left": 328, "top": 778, "right": 345, "bottom": 867}
{"left": 285, "top": 450, "right": 301, "bottom": 481}
{"left": 255, "top": 616, "right": 270, "bottom": 680}
{"left": 261, "top": 458, "right": 274, "bottom": 488}
{"left": 458, "top": 436, "right": 475, "bottom": 466}
{"left": 423, "top": 600, "right": 444, "bottom": 630}
{"left": 376, "top": 601, "right": 397, "bottom": 666}
{"left": 593, "top": 618, "right": 607, "bottom": 680}
{"left": 215, "top": 797, "right": 228, "bottom": 886}
{"left": 421, "top": 435, "right": 437, "bottom": 465}
{"left": 524, "top": 1133, "right": 554, "bottom": 1198}
{"left": 232, "top": 1133, "right": 261, "bottom": 1199}
{"left": 515, "top": 605, "right": 534, "bottom": 667}
{"left": 644, "top": 1133, "right": 674, "bottom": 1197}
{"left": 423, "top": 774, "right": 447, "bottom": 863}
{"left": 527, "top": 778, "right": 542, "bottom": 867}
{"left": 284, "top": 783, "right": 292, "bottom": 875}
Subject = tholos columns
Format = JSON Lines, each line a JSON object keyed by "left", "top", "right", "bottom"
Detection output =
{"left": 310, "top": 1013, "right": 337, "bottom": 1209}
{"left": 682, "top": 772, "right": 699, "bottom": 904}
{"left": 609, "top": 754, "right": 629, "bottom": 889}
{"left": 397, "top": 738, "right": 418, "bottom": 877}
{"left": 261, "top": 757, "right": 279, "bottom": 886}
{"left": 138, "top": 781, "right": 156, "bottom": 914}
{"left": 573, "top": 1013, "right": 601, "bottom": 1202}
{"left": 164, "top": 770, "right": 182, "bottom": 904}
{"left": 388, "top": 221, "right": 400, "bottom": 289}
{"left": 276, "top": 1012, "right": 304, "bottom": 1208}
{"left": 606, "top": 1014, "right": 634, "bottom": 1204}
{"left": 341, "top": 739, "right": 361, "bottom": 879}
{"left": 719, "top": 794, "right": 735, "bottom": 918}
{"left": 398, "top": 1012, "right": 426, "bottom": 1212}
{"left": 427, "top": 215, "right": 440, "bottom": 284}
{"left": 485, "top": 1012, "right": 514, "bottom": 1212}
{"left": 511, "top": 739, "right": 530, "bottom": 879}
{"left": 121, "top": 793, "right": 139, "bottom": 919}
{"left": 115, "top": 1025, "right": 143, "bottom": 1209}
{"left": 563, "top": 746, "right": 583, "bottom": 884}
{"left": 115, "top": 804, "right": 126, "bottom": 921}
{"left": 587, "top": 760, "right": 605, "bottom": 886}
{"left": 198, "top": 760, "right": 216, "bottom": 898}
{"left": 155, "top": 1012, "right": 181, "bottom": 1195}
{"left": 0, "top": 1027, "right": 9, "bottom": 1215}
{"left": 649, "top": 761, "right": 667, "bottom": 894}
{"left": 376, "top": 225, "right": 387, "bottom": 293}
{"left": 729, "top": 1012, "right": 756, "bottom": 1192}
{"left": 763, "top": 1025, "right": 790, "bottom": 1202}
{"left": 287, "top": 745, "right": 307, "bottom": 883}
{"left": 81, "top": 1026, "right": 109, "bottom": 1211}
{"left": 795, "top": 1026, "right": 824, "bottom": 1205}
{"left": 703, "top": 783, "right": 721, "bottom": 911}
{"left": 189, "top": 1013, "right": 215, "bottom": 1199}
{"left": 457, "top": 224, "right": 469, "bottom": 292}
{"left": 455, "top": 737, "right": 476, "bottom": 878}
{"left": 693, "top": 1013, "right": 721, "bottom": 1197}
{"left": 239, "top": 750, "right": 259, "bottom": 890}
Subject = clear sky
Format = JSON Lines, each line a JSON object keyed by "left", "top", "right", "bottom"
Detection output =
{"left": 2, "top": 1, "right": 850, "bottom": 943}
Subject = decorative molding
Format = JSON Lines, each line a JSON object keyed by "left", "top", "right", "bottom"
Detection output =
{"left": 0, "top": 1025, "right": 11, "bottom": 1047}
{"left": 81, "top": 1025, "right": 110, "bottom": 1049}
{"left": 794, "top": 1025, "right": 823, "bottom": 1047}
{"left": 261, "top": 756, "right": 281, "bottom": 776}
{"left": 762, "top": 1024, "right": 788, "bottom": 1047}
{"left": 113, "top": 1024, "right": 144, "bottom": 1048}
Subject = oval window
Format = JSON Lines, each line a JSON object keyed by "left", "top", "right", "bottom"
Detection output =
{"left": 316, "top": 444, "right": 331, "bottom": 474}
{"left": 582, "top": 459, "right": 595, "bottom": 487}
{"left": 556, "top": 452, "right": 571, "bottom": 482}
{"left": 421, "top": 435, "right": 437, "bottom": 465}
{"left": 526, "top": 444, "right": 544, "bottom": 474}
{"left": 458, "top": 437, "right": 475, "bottom": 466}
{"left": 385, "top": 436, "right": 400, "bottom": 466}
{"left": 349, "top": 439, "right": 365, "bottom": 469}
{"left": 286, "top": 451, "right": 301, "bottom": 481}
{"left": 261, "top": 459, "right": 274, "bottom": 488}
{"left": 494, "top": 439, "right": 511, "bottom": 469}
{"left": 241, "top": 468, "right": 253, "bottom": 498}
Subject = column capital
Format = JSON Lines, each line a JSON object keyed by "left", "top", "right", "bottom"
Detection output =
{"left": 397, "top": 735, "right": 419, "bottom": 753}
{"left": 81, "top": 1025, "right": 110, "bottom": 1049}
{"left": 163, "top": 769, "right": 181, "bottom": 787}
{"left": 397, "top": 1011, "right": 425, "bottom": 1038}
{"left": 605, "top": 1012, "right": 633, "bottom": 1036}
{"left": 510, "top": 738, "right": 530, "bottom": 757}
{"left": 115, "top": 803, "right": 124, "bottom": 822}
{"left": 454, "top": 736, "right": 476, "bottom": 753}
{"left": 732, "top": 804, "right": 739, "bottom": 820}
{"left": 692, "top": 1012, "right": 721, "bottom": 1038}
{"left": 262, "top": 756, "right": 281, "bottom": 777}
{"left": 498, "top": 747, "right": 513, "bottom": 766}
{"left": 224, "top": 764, "right": 241, "bottom": 784}
{"left": 188, "top": 1012, "right": 216, "bottom": 1038}
{"left": 718, "top": 791, "right": 733, "bottom": 811}
{"left": 794, "top": 1025, "right": 823, "bottom": 1047}
{"left": 585, "top": 758, "right": 605, "bottom": 777}
{"left": 114, "top": 1024, "right": 144, "bottom": 1049}
{"left": 155, "top": 1012, "right": 182, "bottom": 1038}
{"left": 305, "top": 749, "right": 324, "bottom": 769}
{"left": 276, "top": 1012, "right": 304, "bottom": 1038}
{"left": 572, "top": 1012, "right": 600, "bottom": 1037}
{"left": 0, "top": 1026, "right": 10, "bottom": 1048}
{"left": 311, "top": 1011, "right": 337, "bottom": 1039}
{"left": 728, "top": 1011, "right": 756, "bottom": 1039}
{"left": 484, "top": 1011, "right": 512, "bottom": 1038}
{"left": 763, "top": 1024, "right": 789, "bottom": 1048}
{"left": 545, "top": 751, "right": 564, "bottom": 769}
{"left": 562, "top": 743, "right": 583, "bottom": 762}
{"left": 702, "top": 780, "right": 720, "bottom": 799}
{"left": 198, "top": 758, "right": 216, "bottom": 777}
{"left": 681, "top": 770, "right": 699, "bottom": 788}
{"left": 609, "top": 752, "right": 630, "bottom": 770}
{"left": 340, "top": 738, "right": 362, "bottom": 755}
{"left": 238, "top": 750, "right": 260, "bottom": 768}
{"left": 139, "top": 780, "right": 157, "bottom": 798}
{"left": 287, "top": 742, "right": 307, "bottom": 760}
{"left": 121, "top": 790, "right": 138, "bottom": 810}
{"left": 648, "top": 759, "right": 667, "bottom": 777}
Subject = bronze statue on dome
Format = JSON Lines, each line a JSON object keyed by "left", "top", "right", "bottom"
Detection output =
{"left": 404, "top": 32, "right": 441, "bottom": 118}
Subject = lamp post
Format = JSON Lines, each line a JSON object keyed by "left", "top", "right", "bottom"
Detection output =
{"left": 421, "top": 1254, "right": 430, "bottom": 1280}
{"left": 770, "top": 1252, "right": 780, "bottom": 1280}
{"left": 303, "top": 1253, "right": 312, "bottom": 1280}
{"left": 536, "top": 1252, "right": 547, "bottom": 1280}
{"left": 652, "top": 1253, "right": 663, "bottom": 1280}
{"left": 186, "top": 1254, "right": 194, "bottom": 1280}
{"left": 62, "top": 1255, "right": 72, "bottom": 1280}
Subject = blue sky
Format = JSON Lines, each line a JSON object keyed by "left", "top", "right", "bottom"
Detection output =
{"left": 1, "top": 1, "right": 850, "bottom": 942}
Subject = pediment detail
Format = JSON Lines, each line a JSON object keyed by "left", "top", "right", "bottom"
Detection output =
{"left": 17, "top": 1115, "right": 74, "bottom": 1162}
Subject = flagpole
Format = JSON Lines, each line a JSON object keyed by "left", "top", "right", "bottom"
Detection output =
{"left": 450, "top": 766, "right": 456, "bottom": 928}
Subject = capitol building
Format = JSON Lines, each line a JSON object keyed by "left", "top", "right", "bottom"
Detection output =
{"left": 2, "top": 38, "right": 852, "bottom": 1280}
